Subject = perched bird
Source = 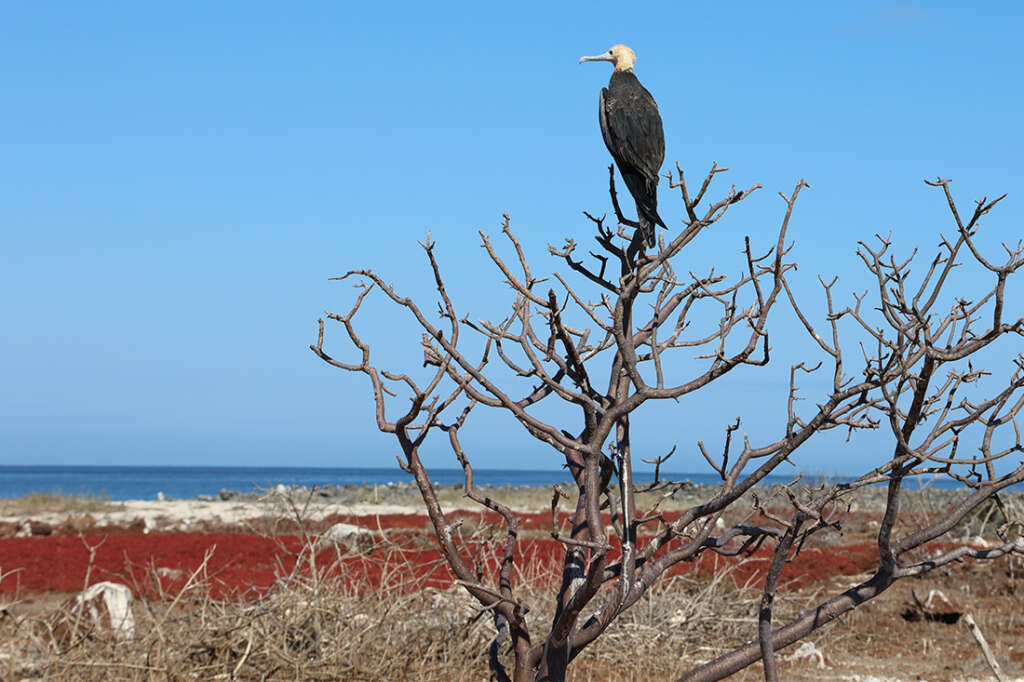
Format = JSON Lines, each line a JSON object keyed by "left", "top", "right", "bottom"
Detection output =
{"left": 579, "top": 44, "right": 666, "bottom": 247}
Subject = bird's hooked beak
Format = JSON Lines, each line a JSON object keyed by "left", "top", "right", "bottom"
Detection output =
{"left": 578, "top": 51, "right": 614, "bottom": 65}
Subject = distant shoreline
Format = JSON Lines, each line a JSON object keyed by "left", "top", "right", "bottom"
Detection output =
{"left": 2, "top": 481, "right": 1020, "bottom": 543}
{"left": 1, "top": 464, "right": 990, "bottom": 502}
{"left": 6, "top": 479, "right": 1020, "bottom": 513}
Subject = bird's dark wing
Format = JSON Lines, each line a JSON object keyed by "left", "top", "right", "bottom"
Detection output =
{"left": 599, "top": 87, "right": 615, "bottom": 160}
{"left": 601, "top": 73, "right": 665, "bottom": 183}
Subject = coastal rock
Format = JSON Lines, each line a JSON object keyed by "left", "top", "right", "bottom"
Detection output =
{"left": 316, "top": 523, "right": 376, "bottom": 553}
{"left": 315, "top": 485, "right": 342, "bottom": 499}
{"left": 902, "top": 588, "right": 962, "bottom": 624}
{"left": 50, "top": 581, "right": 136, "bottom": 645}
{"left": 28, "top": 520, "right": 53, "bottom": 536}
{"left": 784, "top": 641, "right": 829, "bottom": 669}
{"left": 56, "top": 514, "right": 97, "bottom": 535}
{"left": 0, "top": 521, "right": 19, "bottom": 538}
{"left": 156, "top": 567, "right": 187, "bottom": 581}
{"left": 218, "top": 489, "right": 238, "bottom": 501}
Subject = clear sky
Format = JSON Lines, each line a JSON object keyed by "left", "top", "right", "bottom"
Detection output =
{"left": 2, "top": 2, "right": 1022, "bottom": 475}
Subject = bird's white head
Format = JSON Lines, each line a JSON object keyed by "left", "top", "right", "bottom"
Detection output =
{"left": 578, "top": 44, "right": 636, "bottom": 72}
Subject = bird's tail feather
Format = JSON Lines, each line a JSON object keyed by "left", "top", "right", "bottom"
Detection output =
{"left": 636, "top": 197, "right": 666, "bottom": 245}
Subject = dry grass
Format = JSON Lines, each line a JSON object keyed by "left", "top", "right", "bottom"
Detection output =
{"left": 7, "top": 485, "right": 1017, "bottom": 679}
{"left": 0, "top": 492, "right": 123, "bottom": 516}
{"left": 1, "top": 557, "right": 763, "bottom": 681}
{"left": 0, "top": 493, "right": 768, "bottom": 681}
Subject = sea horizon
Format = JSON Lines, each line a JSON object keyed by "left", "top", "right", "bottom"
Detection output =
{"left": 0, "top": 464, "right": 979, "bottom": 501}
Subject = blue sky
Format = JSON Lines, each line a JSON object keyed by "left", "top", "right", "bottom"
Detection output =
{"left": 2, "top": 2, "right": 1022, "bottom": 475}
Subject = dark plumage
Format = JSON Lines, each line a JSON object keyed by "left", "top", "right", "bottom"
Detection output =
{"left": 580, "top": 44, "right": 666, "bottom": 248}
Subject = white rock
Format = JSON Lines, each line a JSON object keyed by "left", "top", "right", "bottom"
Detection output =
{"left": 155, "top": 567, "right": 186, "bottom": 581}
{"left": 66, "top": 582, "right": 136, "bottom": 641}
{"left": 316, "top": 523, "right": 375, "bottom": 552}
{"left": 667, "top": 608, "right": 688, "bottom": 626}
{"left": 969, "top": 535, "right": 997, "bottom": 549}
{"left": 786, "top": 640, "right": 827, "bottom": 669}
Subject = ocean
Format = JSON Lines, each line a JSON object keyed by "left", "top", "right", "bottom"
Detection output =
{"left": 0, "top": 465, "right": 970, "bottom": 501}
{"left": 1, "top": 465, "right": 801, "bottom": 500}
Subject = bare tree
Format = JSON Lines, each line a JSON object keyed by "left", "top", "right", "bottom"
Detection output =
{"left": 312, "top": 164, "right": 1024, "bottom": 681}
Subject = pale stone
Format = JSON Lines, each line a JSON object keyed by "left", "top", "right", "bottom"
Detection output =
{"left": 316, "top": 523, "right": 375, "bottom": 552}
{"left": 786, "top": 641, "right": 827, "bottom": 669}
{"left": 52, "top": 582, "right": 135, "bottom": 643}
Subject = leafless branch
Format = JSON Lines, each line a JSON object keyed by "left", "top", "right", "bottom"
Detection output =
{"left": 315, "top": 171, "right": 1023, "bottom": 681}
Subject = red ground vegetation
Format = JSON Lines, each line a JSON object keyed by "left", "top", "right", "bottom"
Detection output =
{"left": 0, "top": 512, "right": 884, "bottom": 601}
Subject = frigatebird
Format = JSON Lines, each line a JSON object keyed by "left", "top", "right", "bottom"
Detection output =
{"left": 579, "top": 44, "right": 666, "bottom": 248}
